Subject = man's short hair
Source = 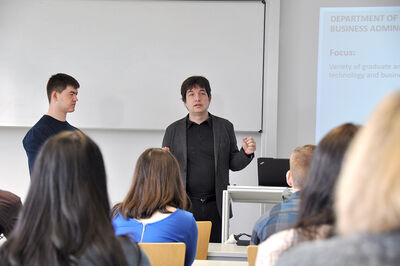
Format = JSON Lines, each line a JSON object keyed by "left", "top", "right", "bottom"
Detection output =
{"left": 46, "top": 73, "right": 80, "bottom": 103}
{"left": 290, "top": 145, "right": 316, "bottom": 188}
{"left": 181, "top": 76, "right": 211, "bottom": 102}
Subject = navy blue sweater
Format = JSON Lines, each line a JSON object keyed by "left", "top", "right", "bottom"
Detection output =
{"left": 23, "top": 115, "right": 77, "bottom": 173}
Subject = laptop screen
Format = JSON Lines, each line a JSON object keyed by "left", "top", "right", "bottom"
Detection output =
{"left": 257, "top": 157, "right": 289, "bottom": 187}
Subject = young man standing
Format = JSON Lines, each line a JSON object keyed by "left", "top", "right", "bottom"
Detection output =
{"left": 23, "top": 73, "right": 80, "bottom": 173}
{"left": 162, "top": 76, "right": 256, "bottom": 242}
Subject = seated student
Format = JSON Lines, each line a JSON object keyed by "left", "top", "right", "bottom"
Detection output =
{"left": 255, "top": 123, "right": 359, "bottom": 266}
{"left": 275, "top": 92, "right": 400, "bottom": 266}
{"left": 0, "top": 190, "right": 22, "bottom": 238}
{"left": 112, "top": 148, "right": 198, "bottom": 266}
{"left": 0, "top": 131, "right": 150, "bottom": 266}
{"left": 251, "top": 145, "right": 316, "bottom": 245}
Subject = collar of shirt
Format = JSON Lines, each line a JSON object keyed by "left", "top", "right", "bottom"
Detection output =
{"left": 186, "top": 113, "right": 213, "bottom": 129}
{"left": 289, "top": 190, "right": 301, "bottom": 200}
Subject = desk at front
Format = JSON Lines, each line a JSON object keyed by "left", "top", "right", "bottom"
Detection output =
{"left": 221, "top": 185, "right": 287, "bottom": 242}
{"left": 207, "top": 243, "right": 247, "bottom": 261}
{"left": 193, "top": 259, "right": 247, "bottom": 266}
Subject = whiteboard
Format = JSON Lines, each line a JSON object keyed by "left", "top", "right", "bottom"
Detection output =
{"left": 0, "top": 0, "right": 264, "bottom": 131}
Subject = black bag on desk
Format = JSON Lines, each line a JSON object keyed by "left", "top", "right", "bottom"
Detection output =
{"left": 234, "top": 233, "right": 251, "bottom": 246}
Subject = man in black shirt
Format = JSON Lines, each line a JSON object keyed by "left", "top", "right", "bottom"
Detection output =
{"left": 23, "top": 73, "right": 80, "bottom": 174}
{"left": 162, "top": 76, "right": 256, "bottom": 242}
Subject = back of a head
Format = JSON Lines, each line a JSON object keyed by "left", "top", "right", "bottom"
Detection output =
{"left": 289, "top": 145, "right": 316, "bottom": 189}
{"left": 0, "top": 190, "right": 22, "bottom": 238}
{"left": 30, "top": 130, "right": 110, "bottom": 227}
{"left": 117, "top": 148, "right": 187, "bottom": 219}
{"left": 295, "top": 123, "right": 359, "bottom": 231}
{"left": 337, "top": 91, "right": 400, "bottom": 236}
{"left": 1, "top": 131, "right": 128, "bottom": 265}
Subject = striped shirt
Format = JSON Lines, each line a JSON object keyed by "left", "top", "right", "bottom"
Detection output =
{"left": 251, "top": 191, "right": 301, "bottom": 245}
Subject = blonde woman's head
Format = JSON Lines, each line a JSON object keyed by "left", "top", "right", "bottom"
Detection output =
{"left": 336, "top": 91, "right": 400, "bottom": 235}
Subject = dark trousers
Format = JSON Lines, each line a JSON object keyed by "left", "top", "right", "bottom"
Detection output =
{"left": 189, "top": 196, "right": 222, "bottom": 243}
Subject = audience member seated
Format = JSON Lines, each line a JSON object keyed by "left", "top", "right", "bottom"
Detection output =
{"left": 275, "top": 92, "right": 400, "bottom": 266}
{"left": 0, "top": 131, "right": 150, "bottom": 266}
{"left": 112, "top": 148, "right": 198, "bottom": 266}
{"left": 255, "top": 123, "right": 359, "bottom": 266}
{"left": 0, "top": 190, "right": 22, "bottom": 238}
{"left": 251, "top": 145, "right": 316, "bottom": 245}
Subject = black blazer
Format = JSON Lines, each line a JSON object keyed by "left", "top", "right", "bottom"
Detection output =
{"left": 162, "top": 114, "right": 253, "bottom": 216}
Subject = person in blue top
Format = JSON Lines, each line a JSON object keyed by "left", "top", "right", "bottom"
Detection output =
{"left": 23, "top": 73, "right": 80, "bottom": 174}
{"left": 112, "top": 148, "right": 198, "bottom": 266}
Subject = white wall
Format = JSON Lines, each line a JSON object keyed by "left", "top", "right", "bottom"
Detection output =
{"left": 276, "top": 0, "right": 400, "bottom": 157}
{"left": 0, "top": 0, "right": 264, "bottom": 132}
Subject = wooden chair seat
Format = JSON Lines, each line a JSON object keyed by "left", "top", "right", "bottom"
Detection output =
{"left": 138, "top": 242, "right": 186, "bottom": 266}
{"left": 195, "top": 221, "right": 212, "bottom": 260}
{"left": 247, "top": 245, "right": 258, "bottom": 266}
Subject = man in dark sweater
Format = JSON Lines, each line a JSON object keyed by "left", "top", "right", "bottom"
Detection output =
{"left": 23, "top": 73, "right": 80, "bottom": 174}
{"left": 162, "top": 76, "right": 256, "bottom": 242}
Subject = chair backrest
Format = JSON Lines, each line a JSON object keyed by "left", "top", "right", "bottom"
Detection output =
{"left": 138, "top": 242, "right": 186, "bottom": 266}
{"left": 247, "top": 245, "right": 258, "bottom": 266}
{"left": 195, "top": 221, "right": 212, "bottom": 260}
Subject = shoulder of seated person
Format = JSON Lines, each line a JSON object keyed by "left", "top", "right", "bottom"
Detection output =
{"left": 260, "top": 228, "right": 298, "bottom": 248}
{"left": 136, "top": 206, "right": 177, "bottom": 224}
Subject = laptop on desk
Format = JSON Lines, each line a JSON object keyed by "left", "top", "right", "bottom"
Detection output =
{"left": 257, "top": 157, "right": 290, "bottom": 187}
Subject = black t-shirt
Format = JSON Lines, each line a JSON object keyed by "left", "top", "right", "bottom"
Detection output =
{"left": 186, "top": 116, "right": 215, "bottom": 197}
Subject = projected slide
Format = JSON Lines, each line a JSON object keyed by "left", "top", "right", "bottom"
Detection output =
{"left": 316, "top": 6, "right": 400, "bottom": 141}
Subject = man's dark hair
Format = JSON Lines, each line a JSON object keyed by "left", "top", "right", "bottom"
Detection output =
{"left": 46, "top": 73, "right": 80, "bottom": 103}
{"left": 181, "top": 76, "right": 211, "bottom": 102}
{"left": 0, "top": 190, "right": 22, "bottom": 238}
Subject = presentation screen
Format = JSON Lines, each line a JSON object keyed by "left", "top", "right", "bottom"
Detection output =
{"left": 316, "top": 6, "right": 400, "bottom": 141}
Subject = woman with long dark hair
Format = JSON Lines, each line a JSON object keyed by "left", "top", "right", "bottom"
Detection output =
{"left": 255, "top": 123, "right": 359, "bottom": 266}
{"left": 0, "top": 131, "right": 150, "bottom": 266}
{"left": 112, "top": 148, "right": 198, "bottom": 266}
{"left": 276, "top": 91, "right": 400, "bottom": 266}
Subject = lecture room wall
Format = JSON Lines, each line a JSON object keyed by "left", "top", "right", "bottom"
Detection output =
{"left": 2, "top": 0, "right": 398, "bottom": 236}
{"left": 0, "top": 0, "right": 274, "bottom": 236}
{"left": 277, "top": 0, "right": 400, "bottom": 157}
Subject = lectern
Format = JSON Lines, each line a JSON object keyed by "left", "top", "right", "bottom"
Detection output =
{"left": 221, "top": 186, "right": 287, "bottom": 243}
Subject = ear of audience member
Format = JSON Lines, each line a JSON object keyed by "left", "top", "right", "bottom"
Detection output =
{"left": 0, "top": 190, "right": 22, "bottom": 238}
{"left": 255, "top": 123, "right": 359, "bottom": 266}
{"left": 250, "top": 145, "right": 315, "bottom": 245}
{"left": 274, "top": 92, "right": 400, "bottom": 266}
{"left": 0, "top": 131, "right": 149, "bottom": 266}
{"left": 112, "top": 148, "right": 198, "bottom": 266}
